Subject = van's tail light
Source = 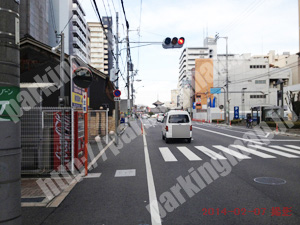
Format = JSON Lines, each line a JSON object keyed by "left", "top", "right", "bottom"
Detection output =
{"left": 166, "top": 126, "right": 168, "bottom": 132}
{"left": 190, "top": 125, "right": 192, "bottom": 131}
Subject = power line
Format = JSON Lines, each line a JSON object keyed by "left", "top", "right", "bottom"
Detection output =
{"left": 101, "top": 0, "right": 110, "bottom": 17}
{"left": 106, "top": 0, "right": 113, "bottom": 16}
{"left": 110, "top": 0, "right": 117, "bottom": 13}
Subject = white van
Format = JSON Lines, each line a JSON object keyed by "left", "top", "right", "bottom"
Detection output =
{"left": 161, "top": 110, "right": 192, "bottom": 143}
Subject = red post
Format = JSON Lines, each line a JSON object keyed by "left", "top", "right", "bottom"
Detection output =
{"left": 84, "top": 88, "right": 88, "bottom": 176}
{"left": 276, "top": 123, "right": 278, "bottom": 132}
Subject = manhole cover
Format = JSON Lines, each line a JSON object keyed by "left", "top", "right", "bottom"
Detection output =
{"left": 254, "top": 177, "right": 286, "bottom": 185}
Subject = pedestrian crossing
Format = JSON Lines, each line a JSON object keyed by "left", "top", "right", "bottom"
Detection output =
{"left": 158, "top": 145, "right": 300, "bottom": 162}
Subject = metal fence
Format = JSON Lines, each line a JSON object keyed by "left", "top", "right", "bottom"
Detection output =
{"left": 21, "top": 107, "right": 108, "bottom": 175}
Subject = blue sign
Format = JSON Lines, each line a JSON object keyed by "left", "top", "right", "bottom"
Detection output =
{"left": 210, "top": 88, "right": 221, "bottom": 94}
{"left": 114, "top": 89, "right": 121, "bottom": 97}
{"left": 234, "top": 106, "right": 239, "bottom": 119}
{"left": 193, "top": 102, "right": 196, "bottom": 109}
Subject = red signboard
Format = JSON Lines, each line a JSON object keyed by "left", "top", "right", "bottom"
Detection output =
{"left": 53, "top": 112, "right": 71, "bottom": 171}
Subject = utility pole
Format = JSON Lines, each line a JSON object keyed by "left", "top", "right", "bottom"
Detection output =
{"left": 58, "top": 32, "right": 65, "bottom": 173}
{"left": 225, "top": 37, "right": 229, "bottom": 125}
{"left": 0, "top": 0, "right": 22, "bottom": 224}
{"left": 215, "top": 34, "right": 229, "bottom": 124}
{"left": 126, "top": 29, "right": 130, "bottom": 118}
{"left": 115, "top": 12, "right": 119, "bottom": 145}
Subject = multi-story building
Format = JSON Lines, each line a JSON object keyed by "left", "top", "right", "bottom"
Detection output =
{"left": 102, "top": 17, "right": 114, "bottom": 75}
{"left": 88, "top": 22, "right": 109, "bottom": 75}
{"left": 193, "top": 52, "right": 293, "bottom": 120}
{"left": 48, "top": 0, "right": 90, "bottom": 63}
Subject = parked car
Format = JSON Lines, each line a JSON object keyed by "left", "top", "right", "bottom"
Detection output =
{"left": 157, "top": 113, "right": 164, "bottom": 122}
{"left": 162, "top": 110, "right": 192, "bottom": 143}
{"left": 151, "top": 114, "right": 157, "bottom": 118}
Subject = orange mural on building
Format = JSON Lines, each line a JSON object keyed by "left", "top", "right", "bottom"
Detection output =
{"left": 194, "top": 59, "right": 214, "bottom": 109}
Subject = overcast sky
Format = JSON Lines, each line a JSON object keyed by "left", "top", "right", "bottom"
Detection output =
{"left": 82, "top": 0, "right": 298, "bottom": 107}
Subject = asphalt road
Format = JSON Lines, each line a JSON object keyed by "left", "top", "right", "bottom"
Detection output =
{"left": 22, "top": 118, "right": 300, "bottom": 225}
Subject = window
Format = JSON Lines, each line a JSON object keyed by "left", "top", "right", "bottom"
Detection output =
{"left": 250, "top": 95, "right": 266, "bottom": 99}
{"left": 169, "top": 115, "right": 190, "bottom": 123}
{"left": 255, "top": 80, "right": 266, "bottom": 84}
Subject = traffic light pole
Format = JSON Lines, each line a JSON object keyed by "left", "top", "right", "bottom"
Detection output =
{"left": 0, "top": 1, "right": 22, "bottom": 224}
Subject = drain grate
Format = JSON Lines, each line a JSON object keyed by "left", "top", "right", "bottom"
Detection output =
{"left": 254, "top": 177, "right": 286, "bottom": 185}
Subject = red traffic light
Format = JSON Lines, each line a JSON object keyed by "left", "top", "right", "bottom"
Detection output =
{"left": 178, "top": 37, "right": 185, "bottom": 45}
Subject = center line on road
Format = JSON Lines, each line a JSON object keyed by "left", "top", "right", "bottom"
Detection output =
{"left": 142, "top": 121, "right": 162, "bottom": 225}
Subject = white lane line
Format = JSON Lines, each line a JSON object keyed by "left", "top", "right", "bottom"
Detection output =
{"left": 270, "top": 146, "right": 300, "bottom": 155}
{"left": 231, "top": 145, "right": 276, "bottom": 158}
{"left": 243, "top": 139, "right": 300, "bottom": 142}
{"left": 249, "top": 145, "right": 300, "bottom": 158}
{"left": 204, "top": 126, "right": 268, "bottom": 137}
{"left": 142, "top": 123, "right": 162, "bottom": 225}
{"left": 193, "top": 126, "right": 262, "bottom": 145}
{"left": 213, "top": 145, "right": 251, "bottom": 159}
{"left": 158, "top": 147, "right": 178, "bottom": 162}
{"left": 194, "top": 146, "right": 226, "bottom": 160}
{"left": 177, "top": 147, "right": 202, "bottom": 161}
{"left": 285, "top": 145, "right": 300, "bottom": 150}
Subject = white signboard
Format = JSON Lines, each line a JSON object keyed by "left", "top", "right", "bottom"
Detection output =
{"left": 114, "top": 97, "right": 121, "bottom": 101}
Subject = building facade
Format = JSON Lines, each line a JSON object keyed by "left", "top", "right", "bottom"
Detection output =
{"left": 48, "top": 0, "right": 90, "bottom": 63}
{"left": 20, "top": 0, "right": 52, "bottom": 45}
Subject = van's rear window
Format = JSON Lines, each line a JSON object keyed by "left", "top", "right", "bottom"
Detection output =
{"left": 169, "top": 115, "right": 190, "bottom": 123}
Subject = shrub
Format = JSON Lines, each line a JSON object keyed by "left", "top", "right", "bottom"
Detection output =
{"left": 263, "top": 121, "right": 300, "bottom": 129}
{"left": 212, "top": 119, "right": 225, "bottom": 123}
{"left": 231, "top": 119, "right": 242, "bottom": 124}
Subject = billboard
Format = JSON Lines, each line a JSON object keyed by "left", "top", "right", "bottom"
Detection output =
{"left": 194, "top": 59, "right": 214, "bottom": 110}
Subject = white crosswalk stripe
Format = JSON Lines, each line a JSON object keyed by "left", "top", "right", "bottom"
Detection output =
{"left": 177, "top": 147, "right": 202, "bottom": 161}
{"left": 285, "top": 145, "right": 300, "bottom": 150}
{"left": 231, "top": 145, "right": 276, "bottom": 158}
{"left": 194, "top": 146, "right": 226, "bottom": 160}
{"left": 249, "top": 145, "right": 300, "bottom": 158}
{"left": 158, "top": 145, "right": 300, "bottom": 162}
{"left": 158, "top": 147, "right": 177, "bottom": 162}
{"left": 270, "top": 145, "right": 300, "bottom": 155}
{"left": 213, "top": 145, "right": 251, "bottom": 159}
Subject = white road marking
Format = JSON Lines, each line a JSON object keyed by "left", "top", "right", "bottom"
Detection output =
{"left": 84, "top": 173, "right": 102, "bottom": 178}
{"left": 231, "top": 145, "right": 276, "bottom": 158}
{"left": 115, "top": 169, "right": 136, "bottom": 177}
{"left": 193, "top": 126, "right": 262, "bottom": 144}
{"left": 249, "top": 145, "right": 300, "bottom": 158}
{"left": 270, "top": 146, "right": 300, "bottom": 155}
{"left": 194, "top": 146, "right": 226, "bottom": 160}
{"left": 213, "top": 145, "right": 251, "bottom": 159}
{"left": 142, "top": 122, "right": 162, "bottom": 225}
{"left": 177, "top": 147, "right": 202, "bottom": 161}
{"left": 244, "top": 139, "right": 300, "bottom": 142}
{"left": 159, "top": 147, "right": 177, "bottom": 162}
{"left": 285, "top": 145, "right": 300, "bottom": 150}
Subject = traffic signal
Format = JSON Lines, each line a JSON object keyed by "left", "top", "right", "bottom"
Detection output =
{"left": 162, "top": 37, "right": 185, "bottom": 49}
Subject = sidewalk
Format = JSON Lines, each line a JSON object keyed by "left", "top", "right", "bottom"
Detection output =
{"left": 20, "top": 121, "right": 134, "bottom": 208}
